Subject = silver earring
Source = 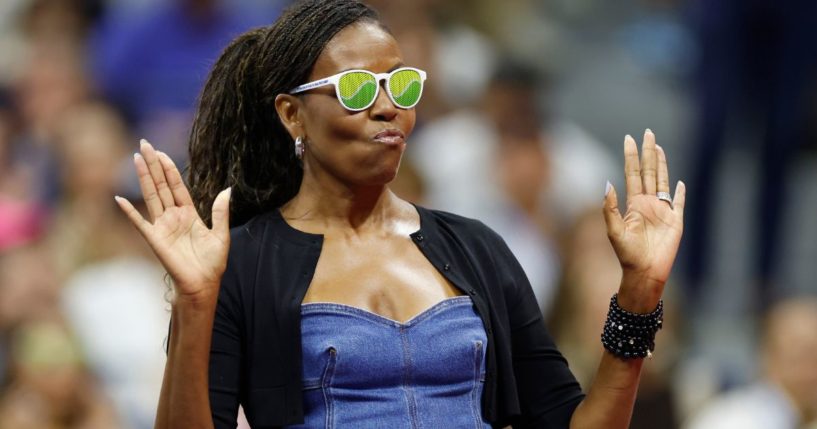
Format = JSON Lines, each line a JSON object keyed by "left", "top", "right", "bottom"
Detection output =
{"left": 295, "top": 136, "right": 304, "bottom": 159}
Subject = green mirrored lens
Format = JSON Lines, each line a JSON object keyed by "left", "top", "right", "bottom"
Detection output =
{"left": 338, "top": 72, "right": 377, "bottom": 110}
{"left": 389, "top": 69, "right": 422, "bottom": 108}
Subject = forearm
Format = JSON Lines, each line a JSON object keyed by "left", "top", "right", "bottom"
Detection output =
{"left": 569, "top": 351, "right": 643, "bottom": 429}
{"left": 570, "top": 273, "right": 660, "bottom": 429}
{"left": 154, "top": 319, "right": 175, "bottom": 428}
{"left": 155, "top": 294, "right": 218, "bottom": 429}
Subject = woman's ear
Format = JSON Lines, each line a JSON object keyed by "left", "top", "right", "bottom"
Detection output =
{"left": 275, "top": 93, "right": 304, "bottom": 139}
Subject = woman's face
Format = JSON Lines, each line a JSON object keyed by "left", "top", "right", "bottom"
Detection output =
{"left": 295, "top": 21, "right": 416, "bottom": 187}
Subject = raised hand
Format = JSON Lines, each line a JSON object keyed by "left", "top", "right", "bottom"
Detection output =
{"left": 603, "top": 129, "right": 685, "bottom": 313}
{"left": 115, "top": 139, "right": 231, "bottom": 302}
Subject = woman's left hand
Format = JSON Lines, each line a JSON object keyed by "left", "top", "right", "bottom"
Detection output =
{"left": 603, "top": 129, "right": 685, "bottom": 313}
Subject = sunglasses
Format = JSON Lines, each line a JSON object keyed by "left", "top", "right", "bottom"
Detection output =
{"left": 290, "top": 67, "right": 427, "bottom": 112}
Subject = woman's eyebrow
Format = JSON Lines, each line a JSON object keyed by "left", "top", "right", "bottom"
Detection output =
{"left": 387, "top": 62, "right": 405, "bottom": 72}
{"left": 336, "top": 62, "right": 405, "bottom": 73}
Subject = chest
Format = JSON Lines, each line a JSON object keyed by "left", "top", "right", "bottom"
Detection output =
{"left": 292, "top": 297, "right": 491, "bottom": 429}
{"left": 302, "top": 234, "right": 463, "bottom": 323}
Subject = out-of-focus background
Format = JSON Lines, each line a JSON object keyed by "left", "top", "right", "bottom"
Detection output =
{"left": 1, "top": 0, "right": 816, "bottom": 428}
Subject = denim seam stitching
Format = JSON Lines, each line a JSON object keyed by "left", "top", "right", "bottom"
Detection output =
{"left": 322, "top": 348, "right": 337, "bottom": 429}
{"left": 471, "top": 341, "right": 484, "bottom": 429}
{"left": 400, "top": 327, "right": 420, "bottom": 429}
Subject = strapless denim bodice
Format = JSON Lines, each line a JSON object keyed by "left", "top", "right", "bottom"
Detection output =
{"left": 288, "top": 296, "right": 492, "bottom": 429}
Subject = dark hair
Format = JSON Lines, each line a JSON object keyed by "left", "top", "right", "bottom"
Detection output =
{"left": 187, "top": 0, "right": 380, "bottom": 227}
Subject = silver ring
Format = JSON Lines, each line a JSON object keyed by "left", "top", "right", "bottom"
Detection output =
{"left": 657, "top": 191, "right": 673, "bottom": 209}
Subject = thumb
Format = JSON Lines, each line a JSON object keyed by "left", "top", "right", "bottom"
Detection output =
{"left": 211, "top": 187, "right": 232, "bottom": 239}
{"left": 603, "top": 181, "right": 624, "bottom": 242}
{"left": 672, "top": 180, "right": 686, "bottom": 220}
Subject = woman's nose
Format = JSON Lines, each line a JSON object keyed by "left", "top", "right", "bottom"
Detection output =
{"left": 369, "top": 83, "right": 398, "bottom": 121}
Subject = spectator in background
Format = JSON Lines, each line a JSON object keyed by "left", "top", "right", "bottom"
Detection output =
{"left": 412, "top": 60, "right": 617, "bottom": 315}
{"left": 0, "top": 243, "right": 59, "bottom": 335}
{"left": 44, "top": 102, "right": 168, "bottom": 428}
{"left": 683, "top": 0, "right": 817, "bottom": 308}
{"left": 45, "top": 101, "right": 147, "bottom": 281}
{"left": 1, "top": 4, "right": 174, "bottom": 426}
{"left": 62, "top": 259, "right": 169, "bottom": 429}
{"left": 685, "top": 297, "right": 817, "bottom": 429}
{"left": 18, "top": 0, "right": 97, "bottom": 48}
{"left": 0, "top": 90, "right": 46, "bottom": 250}
{"left": 412, "top": 61, "right": 562, "bottom": 314}
{"left": 0, "top": 242, "right": 57, "bottom": 387}
{"left": 90, "top": 0, "right": 282, "bottom": 159}
{"left": 11, "top": 41, "right": 91, "bottom": 208}
{"left": 0, "top": 318, "right": 121, "bottom": 428}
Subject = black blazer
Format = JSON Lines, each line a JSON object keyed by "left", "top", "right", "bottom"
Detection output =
{"left": 208, "top": 206, "right": 584, "bottom": 428}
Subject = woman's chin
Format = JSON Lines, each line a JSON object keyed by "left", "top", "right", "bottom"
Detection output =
{"left": 362, "top": 167, "right": 399, "bottom": 187}
{"left": 361, "top": 150, "right": 403, "bottom": 182}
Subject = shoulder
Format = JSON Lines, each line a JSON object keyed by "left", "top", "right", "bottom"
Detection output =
{"left": 415, "top": 205, "right": 515, "bottom": 263}
{"left": 229, "top": 211, "right": 275, "bottom": 245}
{"left": 226, "top": 211, "right": 274, "bottom": 258}
{"left": 224, "top": 208, "right": 322, "bottom": 273}
{"left": 223, "top": 210, "right": 285, "bottom": 275}
{"left": 418, "top": 206, "right": 503, "bottom": 241}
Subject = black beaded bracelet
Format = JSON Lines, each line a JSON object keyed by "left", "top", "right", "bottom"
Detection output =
{"left": 600, "top": 294, "right": 663, "bottom": 359}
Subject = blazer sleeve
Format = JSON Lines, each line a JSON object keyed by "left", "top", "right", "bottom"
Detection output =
{"left": 209, "top": 244, "right": 247, "bottom": 428}
{"left": 490, "top": 228, "right": 585, "bottom": 428}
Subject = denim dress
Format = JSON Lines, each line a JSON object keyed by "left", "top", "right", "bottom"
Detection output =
{"left": 290, "top": 296, "right": 492, "bottom": 428}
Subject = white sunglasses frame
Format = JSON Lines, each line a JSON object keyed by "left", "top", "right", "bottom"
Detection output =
{"left": 289, "top": 67, "right": 427, "bottom": 112}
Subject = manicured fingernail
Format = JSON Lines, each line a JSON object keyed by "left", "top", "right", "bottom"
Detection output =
{"left": 605, "top": 180, "right": 612, "bottom": 196}
{"left": 134, "top": 153, "right": 142, "bottom": 160}
{"left": 646, "top": 128, "right": 653, "bottom": 134}
{"left": 113, "top": 195, "right": 121, "bottom": 201}
{"left": 140, "top": 138, "right": 149, "bottom": 146}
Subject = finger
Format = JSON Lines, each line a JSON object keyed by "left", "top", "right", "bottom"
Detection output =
{"left": 656, "top": 144, "right": 670, "bottom": 194}
{"left": 624, "top": 135, "right": 642, "bottom": 202}
{"left": 157, "top": 151, "right": 194, "bottom": 207}
{"left": 641, "top": 129, "right": 657, "bottom": 195}
{"left": 114, "top": 195, "right": 151, "bottom": 238}
{"left": 673, "top": 180, "right": 686, "bottom": 218}
{"left": 134, "top": 152, "right": 164, "bottom": 221}
{"left": 211, "top": 187, "right": 232, "bottom": 240}
{"left": 603, "top": 181, "right": 625, "bottom": 242}
{"left": 140, "top": 139, "right": 176, "bottom": 211}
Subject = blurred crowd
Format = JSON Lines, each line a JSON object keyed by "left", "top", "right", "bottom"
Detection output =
{"left": 0, "top": 0, "right": 816, "bottom": 428}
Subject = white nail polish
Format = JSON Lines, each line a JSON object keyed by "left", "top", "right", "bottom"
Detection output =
{"left": 605, "top": 180, "right": 612, "bottom": 196}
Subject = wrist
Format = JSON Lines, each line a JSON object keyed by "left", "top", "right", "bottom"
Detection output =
{"left": 618, "top": 271, "right": 663, "bottom": 313}
{"left": 172, "top": 286, "right": 220, "bottom": 311}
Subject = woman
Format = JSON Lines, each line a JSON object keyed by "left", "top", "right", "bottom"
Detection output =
{"left": 115, "top": 1, "right": 686, "bottom": 427}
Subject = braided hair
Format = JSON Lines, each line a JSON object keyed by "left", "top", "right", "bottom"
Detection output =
{"left": 187, "top": 0, "right": 381, "bottom": 227}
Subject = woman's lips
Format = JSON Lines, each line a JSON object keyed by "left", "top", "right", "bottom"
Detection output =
{"left": 373, "top": 129, "right": 405, "bottom": 145}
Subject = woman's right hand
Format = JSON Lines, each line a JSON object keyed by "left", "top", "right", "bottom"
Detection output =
{"left": 115, "top": 139, "right": 231, "bottom": 303}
